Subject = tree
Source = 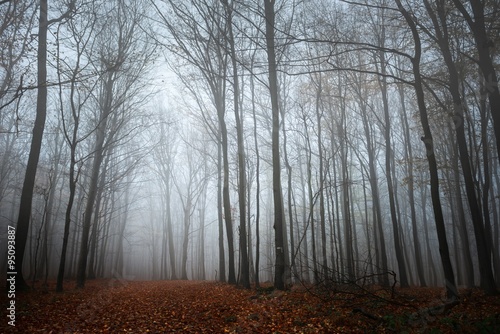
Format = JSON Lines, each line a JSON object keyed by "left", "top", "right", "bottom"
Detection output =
{"left": 394, "top": 0, "right": 458, "bottom": 300}
{"left": 264, "top": 0, "right": 286, "bottom": 291}
{"left": 15, "top": 0, "right": 74, "bottom": 291}
{"left": 423, "top": 0, "right": 497, "bottom": 295}
{"left": 55, "top": 1, "right": 98, "bottom": 292}
{"left": 172, "top": 141, "right": 204, "bottom": 280}
{"left": 222, "top": 0, "right": 250, "bottom": 288}
{"left": 0, "top": 0, "right": 36, "bottom": 110}
{"left": 451, "top": 0, "right": 500, "bottom": 164}
{"left": 76, "top": 0, "right": 156, "bottom": 288}
{"left": 151, "top": 115, "right": 178, "bottom": 280}
{"left": 153, "top": 0, "right": 237, "bottom": 284}
{"left": 372, "top": 7, "right": 408, "bottom": 287}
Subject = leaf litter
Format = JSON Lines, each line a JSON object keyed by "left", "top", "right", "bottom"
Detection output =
{"left": 2, "top": 280, "right": 500, "bottom": 333}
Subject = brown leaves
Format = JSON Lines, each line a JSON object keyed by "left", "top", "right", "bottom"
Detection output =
{"left": 3, "top": 280, "right": 500, "bottom": 333}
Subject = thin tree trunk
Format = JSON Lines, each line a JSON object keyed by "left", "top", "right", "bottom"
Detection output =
{"left": 376, "top": 42, "right": 408, "bottom": 287}
{"left": 397, "top": 83, "right": 426, "bottom": 286}
{"left": 250, "top": 66, "right": 260, "bottom": 287}
{"left": 304, "top": 115, "right": 319, "bottom": 283}
{"left": 314, "top": 76, "right": 329, "bottom": 281}
{"left": 76, "top": 70, "right": 114, "bottom": 289}
{"left": 359, "top": 94, "right": 389, "bottom": 286}
{"left": 298, "top": 154, "right": 310, "bottom": 283}
{"left": 224, "top": 0, "right": 249, "bottom": 288}
{"left": 217, "top": 135, "right": 225, "bottom": 282}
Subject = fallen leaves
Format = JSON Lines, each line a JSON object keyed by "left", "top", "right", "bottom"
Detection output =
{"left": 2, "top": 280, "right": 500, "bottom": 333}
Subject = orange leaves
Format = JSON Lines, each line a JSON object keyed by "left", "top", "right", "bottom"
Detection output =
{"left": 3, "top": 280, "right": 500, "bottom": 333}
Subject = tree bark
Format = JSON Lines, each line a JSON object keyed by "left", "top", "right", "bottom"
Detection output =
{"left": 76, "top": 68, "right": 114, "bottom": 288}
{"left": 425, "top": 0, "right": 497, "bottom": 294}
{"left": 397, "top": 82, "right": 426, "bottom": 286}
{"left": 223, "top": 0, "right": 249, "bottom": 288}
{"left": 264, "top": 0, "right": 286, "bottom": 290}
{"left": 452, "top": 0, "right": 500, "bottom": 164}
{"left": 14, "top": 0, "right": 48, "bottom": 291}
{"left": 376, "top": 37, "right": 408, "bottom": 287}
{"left": 395, "top": 0, "right": 458, "bottom": 300}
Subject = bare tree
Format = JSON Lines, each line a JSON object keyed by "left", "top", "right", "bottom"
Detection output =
{"left": 15, "top": 0, "right": 74, "bottom": 290}
{"left": 394, "top": 0, "right": 458, "bottom": 300}
{"left": 423, "top": 0, "right": 497, "bottom": 295}
{"left": 153, "top": 0, "right": 238, "bottom": 284}
{"left": 76, "top": 0, "right": 156, "bottom": 288}
{"left": 221, "top": 0, "right": 250, "bottom": 288}
{"left": 264, "top": 0, "right": 286, "bottom": 290}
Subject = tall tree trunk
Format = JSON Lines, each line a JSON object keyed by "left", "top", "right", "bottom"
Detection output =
{"left": 15, "top": 0, "right": 48, "bottom": 291}
{"left": 298, "top": 154, "right": 310, "bottom": 283}
{"left": 166, "top": 170, "right": 177, "bottom": 280}
{"left": 181, "top": 197, "right": 191, "bottom": 280}
{"left": 250, "top": 68, "right": 260, "bottom": 287}
{"left": 264, "top": 0, "right": 286, "bottom": 290}
{"left": 359, "top": 92, "right": 389, "bottom": 286}
{"left": 114, "top": 184, "right": 130, "bottom": 278}
{"left": 395, "top": 0, "right": 458, "bottom": 299}
{"left": 425, "top": 0, "right": 497, "bottom": 294}
{"left": 56, "top": 142, "right": 77, "bottom": 292}
{"left": 199, "top": 183, "right": 207, "bottom": 280}
{"left": 376, "top": 43, "right": 408, "bottom": 287}
{"left": 420, "top": 182, "right": 438, "bottom": 286}
{"left": 304, "top": 115, "right": 319, "bottom": 283}
{"left": 331, "top": 147, "right": 344, "bottom": 281}
{"left": 452, "top": 0, "right": 500, "bottom": 164}
{"left": 224, "top": 0, "right": 249, "bottom": 288}
{"left": 283, "top": 105, "right": 297, "bottom": 282}
{"left": 340, "top": 136, "right": 354, "bottom": 281}
{"left": 480, "top": 80, "right": 500, "bottom": 289}
{"left": 217, "top": 135, "right": 225, "bottom": 282}
{"left": 217, "top": 89, "right": 236, "bottom": 284}
{"left": 397, "top": 83, "right": 426, "bottom": 286}
{"left": 87, "top": 160, "right": 108, "bottom": 280}
{"left": 450, "top": 128, "right": 475, "bottom": 288}
{"left": 76, "top": 70, "right": 114, "bottom": 289}
{"left": 314, "top": 75, "right": 329, "bottom": 281}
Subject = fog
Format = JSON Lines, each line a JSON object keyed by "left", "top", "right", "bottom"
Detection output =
{"left": 1, "top": 0, "right": 499, "bottom": 298}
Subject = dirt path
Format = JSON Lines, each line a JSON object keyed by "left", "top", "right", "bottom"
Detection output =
{"left": 3, "top": 279, "right": 500, "bottom": 333}
{"left": 4, "top": 280, "right": 327, "bottom": 333}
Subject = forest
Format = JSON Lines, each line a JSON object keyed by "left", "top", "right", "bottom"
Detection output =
{"left": 1, "top": 0, "right": 500, "bottom": 332}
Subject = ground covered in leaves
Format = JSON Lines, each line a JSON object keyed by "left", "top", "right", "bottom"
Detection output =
{"left": 2, "top": 279, "right": 500, "bottom": 333}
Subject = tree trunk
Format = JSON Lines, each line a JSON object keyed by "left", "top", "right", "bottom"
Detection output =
{"left": 14, "top": 0, "right": 48, "bottom": 291}
{"left": 56, "top": 143, "right": 77, "bottom": 292}
{"left": 224, "top": 0, "right": 249, "bottom": 288}
{"left": 452, "top": 0, "right": 500, "bottom": 164}
{"left": 76, "top": 70, "right": 114, "bottom": 289}
{"left": 376, "top": 44, "right": 408, "bottom": 287}
{"left": 395, "top": 0, "right": 458, "bottom": 299}
{"left": 304, "top": 114, "right": 319, "bottom": 283}
{"left": 359, "top": 91, "right": 389, "bottom": 286}
{"left": 181, "top": 200, "right": 191, "bottom": 280}
{"left": 425, "top": 0, "right": 497, "bottom": 294}
{"left": 397, "top": 83, "right": 426, "bottom": 286}
{"left": 264, "top": 0, "right": 286, "bottom": 291}
{"left": 217, "top": 136, "right": 225, "bottom": 282}
{"left": 250, "top": 66, "right": 260, "bottom": 287}
{"left": 314, "top": 75, "right": 329, "bottom": 281}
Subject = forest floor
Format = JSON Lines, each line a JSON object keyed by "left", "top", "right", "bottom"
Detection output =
{"left": 2, "top": 279, "right": 500, "bottom": 333}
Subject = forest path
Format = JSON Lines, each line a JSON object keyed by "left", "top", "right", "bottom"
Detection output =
{"left": 4, "top": 279, "right": 500, "bottom": 333}
{"left": 6, "top": 280, "right": 330, "bottom": 333}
